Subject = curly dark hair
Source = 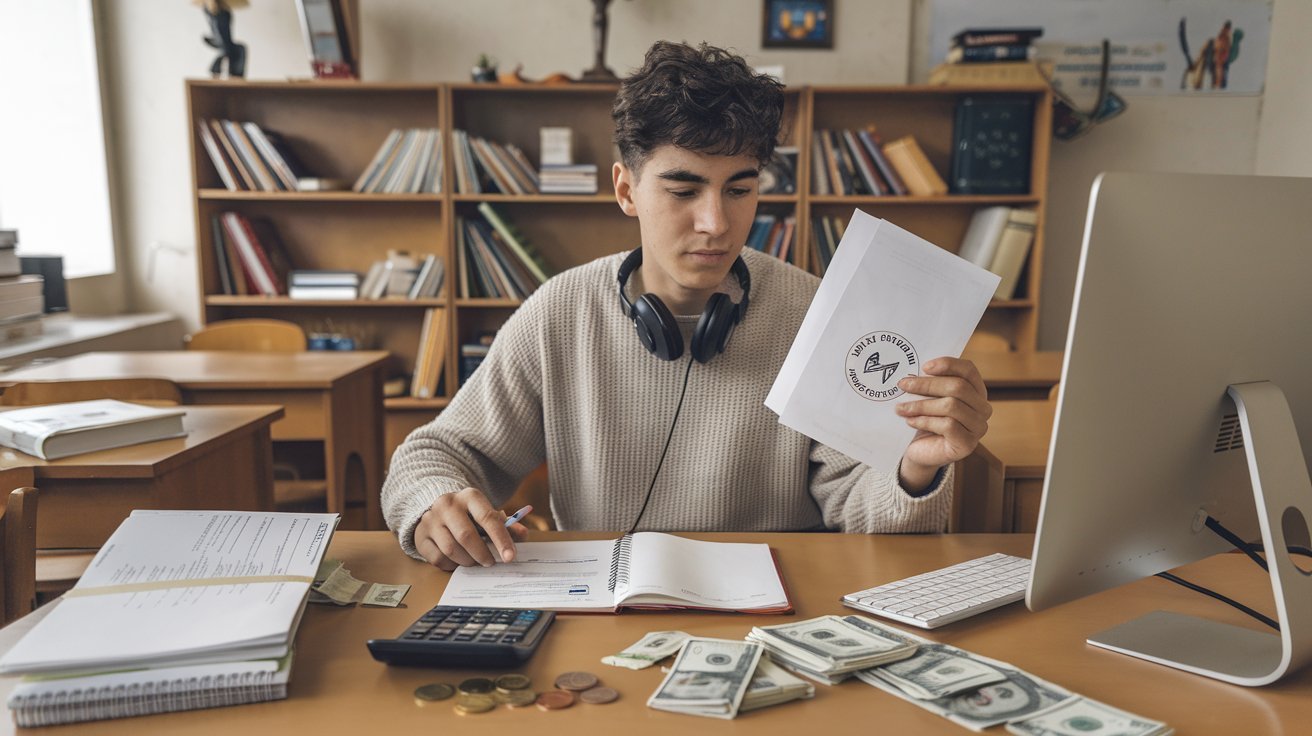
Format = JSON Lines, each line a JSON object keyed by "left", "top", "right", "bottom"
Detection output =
{"left": 612, "top": 41, "right": 785, "bottom": 174}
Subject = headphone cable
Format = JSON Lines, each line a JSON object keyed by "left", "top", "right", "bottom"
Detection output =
{"left": 626, "top": 352, "right": 696, "bottom": 535}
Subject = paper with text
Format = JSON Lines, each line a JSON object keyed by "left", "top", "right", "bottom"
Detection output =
{"left": 438, "top": 539, "right": 618, "bottom": 610}
{"left": 766, "top": 210, "right": 999, "bottom": 471}
{"left": 0, "top": 510, "right": 338, "bottom": 675}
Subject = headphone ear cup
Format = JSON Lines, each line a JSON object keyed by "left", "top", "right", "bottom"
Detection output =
{"left": 632, "top": 294, "right": 684, "bottom": 361}
{"left": 691, "top": 292, "right": 738, "bottom": 364}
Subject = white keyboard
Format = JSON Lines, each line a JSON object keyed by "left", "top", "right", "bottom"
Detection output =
{"left": 841, "top": 553, "right": 1030, "bottom": 629}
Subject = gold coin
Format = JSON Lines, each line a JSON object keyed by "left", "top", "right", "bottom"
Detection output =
{"left": 497, "top": 689, "right": 538, "bottom": 707}
{"left": 494, "top": 673, "right": 532, "bottom": 691}
{"left": 413, "top": 682, "right": 455, "bottom": 702}
{"left": 535, "top": 689, "right": 577, "bottom": 710}
{"left": 458, "top": 677, "right": 496, "bottom": 695}
{"left": 454, "top": 698, "right": 496, "bottom": 715}
{"left": 578, "top": 686, "right": 619, "bottom": 705}
{"left": 553, "top": 671, "right": 599, "bottom": 692}
{"left": 457, "top": 693, "right": 495, "bottom": 709}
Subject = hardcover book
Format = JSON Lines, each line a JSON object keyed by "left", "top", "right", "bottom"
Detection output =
{"left": 950, "top": 95, "right": 1034, "bottom": 195}
{"left": 0, "top": 399, "right": 186, "bottom": 460}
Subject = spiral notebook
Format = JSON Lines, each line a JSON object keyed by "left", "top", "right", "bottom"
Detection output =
{"left": 6, "top": 652, "right": 293, "bottom": 727}
{"left": 437, "top": 532, "right": 792, "bottom": 613}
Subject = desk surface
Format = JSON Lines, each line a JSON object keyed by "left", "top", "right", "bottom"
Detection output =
{"left": 967, "top": 350, "right": 1063, "bottom": 389}
{"left": 0, "top": 405, "right": 283, "bottom": 479}
{"left": 3, "top": 531, "right": 1307, "bottom": 734}
{"left": 978, "top": 399, "right": 1056, "bottom": 478}
{"left": 0, "top": 350, "right": 389, "bottom": 389}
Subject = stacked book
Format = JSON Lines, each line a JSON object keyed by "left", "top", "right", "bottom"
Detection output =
{"left": 812, "top": 128, "right": 946, "bottom": 197}
{"left": 353, "top": 129, "right": 443, "bottom": 194}
{"left": 745, "top": 213, "right": 796, "bottom": 262}
{"left": 198, "top": 119, "right": 335, "bottom": 192}
{"left": 451, "top": 130, "right": 539, "bottom": 194}
{"left": 410, "top": 307, "right": 448, "bottom": 399}
{"left": 809, "top": 214, "right": 846, "bottom": 275}
{"left": 358, "top": 251, "right": 445, "bottom": 300}
{"left": 956, "top": 206, "right": 1039, "bottom": 300}
{"left": 538, "top": 164, "right": 598, "bottom": 194}
{"left": 456, "top": 203, "right": 551, "bottom": 300}
{"left": 1, "top": 510, "right": 337, "bottom": 727}
{"left": 745, "top": 615, "right": 918, "bottom": 685}
{"left": 929, "top": 27, "right": 1049, "bottom": 86}
{"left": 0, "top": 229, "right": 44, "bottom": 342}
{"left": 288, "top": 270, "right": 360, "bottom": 300}
{"left": 210, "top": 212, "right": 293, "bottom": 296}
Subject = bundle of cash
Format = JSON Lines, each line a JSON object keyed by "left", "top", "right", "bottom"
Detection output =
{"left": 745, "top": 614, "right": 918, "bottom": 684}
{"left": 308, "top": 559, "right": 410, "bottom": 607}
{"left": 739, "top": 656, "right": 815, "bottom": 712}
{"left": 602, "top": 631, "right": 692, "bottom": 670}
{"left": 646, "top": 638, "right": 763, "bottom": 719}
{"left": 1005, "top": 695, "right": 1173, "bottom": 736}
{"left": 856, "top": 644, "right": 1071, "bottom": 732}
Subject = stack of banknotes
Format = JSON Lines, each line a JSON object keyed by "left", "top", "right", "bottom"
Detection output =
{"left": 745, "top": 615, "right": 918, "bottom": 683}
{"left": 739, "top": 657, "right": 815, "bottom": 712}
{"left": 646, "top": 638, "right": 764, "bottom": 719}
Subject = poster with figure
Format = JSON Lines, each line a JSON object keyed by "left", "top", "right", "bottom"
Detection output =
{"left": 927, "top": 0, "right": 1272, "bottom": 99}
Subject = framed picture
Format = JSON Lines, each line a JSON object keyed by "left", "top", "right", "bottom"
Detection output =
{"left": 762, "top": 0, "right": 834, "bottom": 49}
{"left": 295, "top": 0, "right": 356, "bottom": 78}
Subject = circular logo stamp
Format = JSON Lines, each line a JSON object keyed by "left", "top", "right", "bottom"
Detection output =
{"left": 845, "top": 331, "right": 918, "bottom": 402}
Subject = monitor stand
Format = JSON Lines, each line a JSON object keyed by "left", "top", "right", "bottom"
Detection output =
{"left": 1086, "top": 381, "right": 1312, "bottom": 686}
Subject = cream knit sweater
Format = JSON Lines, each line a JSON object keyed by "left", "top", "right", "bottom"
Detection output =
{"left": 382, "top": 248, "right": 952, "bottom": 557}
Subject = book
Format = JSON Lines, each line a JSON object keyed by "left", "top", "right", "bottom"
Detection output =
{"left": 928, "top": 60, "right": 1052, "bottom": 86}
{"left": 410, "top": 307, "right": 447, "bottom": 398}
{"left": 857, "top": 129, "right": 908, "bottom": 196}
{"left": 952, "top": 27, "right": 1044, "bottom": 47}
{"left": 437, "top": 532, "right": 792, "bottom": 614}
{"left": 881, "top": 136, "right": 948, "bottom": 196}
{"left": 988, "top": 208, "right": 1039, "bottom": 300}
{"left": 197, "top": 121, "right": 240, "bottom": 190}
{"left": 6, "top": 652, "right": 294, "bottom": 727}
{"left": 0, "top": 399, "right": 186, "bottom": 460}
{"left": 0, "top": 510, "right": 334, "bottom": 706}
{"left": 477, "top": 203, "right": 550, "bottom": 284}
{"left": 956, "top": 206, "right": 1013, "bottom": 269}
{"left": 288, "top": 270, "right": 360, "bottom": 300}
{"left": 0, "top": 314, "right": 44, "bottom": 344}
{"left": 950, "top": 95, "right": 1034, "bottom": 195}
{"left": 946, "top": 44, "right": 1037, "bottom": 64}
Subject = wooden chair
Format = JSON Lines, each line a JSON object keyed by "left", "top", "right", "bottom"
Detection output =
{"left": 965, "top": 331, "right": 1012, "bottom": 354}
{"left": 1, "top": 487, "right": 38, "bottom": 625}
{"left": 185, "top": 319, "right": 308, "bottom": 352}
{"left": 0, "top": 378, "right": 182, "bottom": 407}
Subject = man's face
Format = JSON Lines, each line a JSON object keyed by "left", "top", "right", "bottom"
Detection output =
{"left": 613, "top": 145, "right": 760, "bottom": 314}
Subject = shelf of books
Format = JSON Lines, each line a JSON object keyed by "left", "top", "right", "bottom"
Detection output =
{"left": 805, "top": 84, "right": 1051, "bottom": 350}
{"left": 189, "top": 81, "right": 1045, "bottom": 459}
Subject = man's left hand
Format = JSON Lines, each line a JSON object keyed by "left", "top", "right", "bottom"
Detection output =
{"left": 894, "top": 357, "right": 992, "bottom": 492}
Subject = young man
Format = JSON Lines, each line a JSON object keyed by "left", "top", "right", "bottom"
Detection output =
{"left": 382, "top": 41, "right": 992, "bottom": 570}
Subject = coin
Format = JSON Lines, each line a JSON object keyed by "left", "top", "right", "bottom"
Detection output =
{"left": 456, "top": 693, "right": 495, "bottom": 711}
{"left": 496, "top": 689, "right": 538, "bottom": 707}
{"left": 413, "top": 682, "right": 455, "bottom": 702}
{"left": 535, "top": 690, "right": 577, "bottom": 710}
{"left": 578, "top": 686, "right": 619, "bottom": 705}
{"left": 554, "top": 671, "right": 599, "bottom": 691}
{"left": 494, "top": 673, "right": 532, "bottom": 691}
{"left": 458, "top": 677, "right": 495, "bottom": 695}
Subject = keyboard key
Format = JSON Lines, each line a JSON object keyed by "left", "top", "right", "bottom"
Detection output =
{"left": 841, "top": 553, "right": 1031, "bottom": 630}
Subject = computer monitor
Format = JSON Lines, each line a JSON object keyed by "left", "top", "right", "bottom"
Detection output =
{"left": 1026, "top": 172, "right": 1312, "bottom": 687}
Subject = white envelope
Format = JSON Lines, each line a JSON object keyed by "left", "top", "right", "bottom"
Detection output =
{"left": 766, "top": 210, "right": 1000, "bottom": 472}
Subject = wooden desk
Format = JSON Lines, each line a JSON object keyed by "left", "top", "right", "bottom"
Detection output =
{"left": 967, "top": 350, "right": 1063, "bottom": 401}
{"left": 0, "top": 405, "right": 282, "bottom": 549}
{"left": 0, "top": 351, "right": 388, "bottom": 530}
{"left": 960, "top": 400, "right": 1056, "bottom": 533}
{"left": 2, "top": 532, "right": 1306, "bottom": 734}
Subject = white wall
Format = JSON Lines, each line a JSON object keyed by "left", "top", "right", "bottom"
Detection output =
{"left": 94, "top": 0, "right": 1311, "bottom": 347}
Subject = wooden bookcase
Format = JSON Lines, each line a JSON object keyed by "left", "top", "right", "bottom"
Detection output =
{"left": 186, "top": 81, "right": 1048, "bottom": 459}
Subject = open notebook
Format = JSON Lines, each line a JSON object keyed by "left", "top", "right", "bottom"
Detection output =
{"left": 437, "top": 532, "right": 791, "bottom": 613}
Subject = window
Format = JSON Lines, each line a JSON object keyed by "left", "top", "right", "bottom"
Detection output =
{"left": 0, "top": 1, "right": 116, "bottom": 278}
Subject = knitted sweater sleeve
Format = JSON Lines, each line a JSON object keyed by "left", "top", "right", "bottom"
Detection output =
{"left": 807, "top": 442, "right": 954, "bottom": 533}
{"left": 381, "top": 294, "right": 548, "bottom": 559}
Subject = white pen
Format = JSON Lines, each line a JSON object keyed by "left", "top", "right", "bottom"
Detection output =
{"left": 504, "top": 505, "right": 532, "bottom": 528}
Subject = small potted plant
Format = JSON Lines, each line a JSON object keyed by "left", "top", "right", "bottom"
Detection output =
{"left": 471, "top": 54, "right": 498, "bottom": 83}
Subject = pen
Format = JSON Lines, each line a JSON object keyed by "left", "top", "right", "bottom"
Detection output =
{"left": 504, "top": 505, "right": 532, "bottom": 528}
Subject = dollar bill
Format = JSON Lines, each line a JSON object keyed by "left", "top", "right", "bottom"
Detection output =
{"left": 861, "top": 641, "right": 1009, "bottom": 699}
{"left": 857, "top": 652, "right": 1070, "bottom": 732}
{"left": 646, "top": 638, "right": 763, "bottom": 720}
{"left": 361, "top": 583, "right": 411, "bottom": 607}
{"left": 1005, "top": 696, "right": 1173, "bottom": 736}
{"left": 746, "top": 615, "right": 917, "bottom": 677}
{"left": 740, "top": 656, "right": 815, "bottom": 712}
{"left": 602, "top": 631, "right": 692, "bottom": 670}
{"left": 309, "top": 563, "right": 410, "bottom": 607}
{"left": 312, "top": 564, "right": 367, "bottom": 605}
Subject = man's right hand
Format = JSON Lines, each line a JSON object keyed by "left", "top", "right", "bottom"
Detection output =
{"left": 413, "top": 488, "right": 528, "bottom": 571}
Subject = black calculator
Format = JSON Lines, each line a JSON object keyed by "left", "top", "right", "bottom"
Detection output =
{"left": 366, "top": 606, "right": 555, "bottom": 668}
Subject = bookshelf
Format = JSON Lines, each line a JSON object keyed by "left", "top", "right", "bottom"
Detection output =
{"left": 187, "top": 81, "right": 1047, "bottom": 459}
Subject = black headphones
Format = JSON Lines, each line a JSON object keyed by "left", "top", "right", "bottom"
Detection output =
{"left": 616, "top": 247, "right": 751, "bottom": 363}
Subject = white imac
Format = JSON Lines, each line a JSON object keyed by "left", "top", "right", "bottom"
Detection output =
{"left": 1026, "top": 172, "right": 1312, "bottom": 686}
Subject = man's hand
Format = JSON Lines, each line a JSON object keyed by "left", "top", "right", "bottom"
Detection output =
{"left": 895, "top": 357, "right": 992, "bottom": 492}
{"left": 413, "top": 488, "right": 530, "bottom": 571}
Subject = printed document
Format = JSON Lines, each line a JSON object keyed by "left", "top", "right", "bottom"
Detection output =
{"left": 766, "top": 210, "right": 999, "bottom": 471}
